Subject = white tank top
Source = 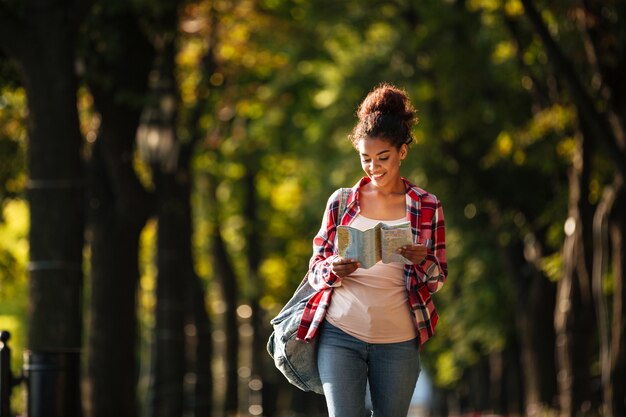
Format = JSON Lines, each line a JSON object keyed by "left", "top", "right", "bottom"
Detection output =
{"left": 326, "top": 214, "right": 417, "bottom": 343}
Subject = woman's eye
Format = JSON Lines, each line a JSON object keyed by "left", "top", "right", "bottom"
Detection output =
{"left": 362, "top": 159, "right": 371, "bottom": 163}
{"left": 379, "top": 157, "right": 389, "bottom": 161}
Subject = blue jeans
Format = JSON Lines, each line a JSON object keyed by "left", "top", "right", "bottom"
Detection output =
{"left": 317, "top": 321, "right": 420, "bottom": 417}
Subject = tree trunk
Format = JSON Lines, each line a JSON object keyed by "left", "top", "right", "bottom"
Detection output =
{"left": 592, "top": 180, "right": 617, "bottom": 417}
{"left": 554, "top": 133, "right": 595, "bottom": 417}
{"left": 150, "top": 106, "right": 212, "bottom": 417}
{"left": 530, "top": 274, "right": 558, "bottom": 408}
{"left": 497, "top": 337, "right": 525, "bottom": 416}
{"left": 150, "top": 170, "right": 186, "bottom": 417}
{"left": 22, "top": 7, "right": 84, "bottom": 352}
{"left": 501, "top": 238, "right": 556, "bottom": 415}
{"left": 242, "top": 152, "right": 266, "bottom": 413}
{"left": 0, "top": 3, "right": 85, "bottom": 415}
{"left": 141, "top": 2, "right": 213, "bottom": 415}
{"left": 214, "top": 226, "right": 240, "bottom": 415}
{"left": 428, "top": 387, "right": 449, "bottom": 417}
{"left": 147, "top": 22, "right": 187, "bottom": 413}
{"left": 175, "top": 6, "right": 219, "bottom": 414}
{"left": 86, "top": 120, "right": 152, "bottom": 417}
{"left": 574, "top": 2, "right": 626, "bottom": 415}
{"left": 185, "top": 270, "right": 214, "bottom": 416}
{"left": 87, "top": 141, "right": 145, "bottom": 417}
{"left": 609, "top": 179, "right": 626, "bottom": 417}
{"left": 83, "top": 8, "right": 155, "bottom": 417}
{"left": 207, "top": 174, "right": 239, "bottom": 415}
{"left": 467, "top": 356, "right": 490, "bottom": 413}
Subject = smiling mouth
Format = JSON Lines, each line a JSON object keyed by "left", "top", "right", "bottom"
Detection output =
{"left": 371, "top": 173, "right": 385, "bottom": 180}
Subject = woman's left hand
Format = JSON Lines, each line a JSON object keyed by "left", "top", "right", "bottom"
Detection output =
{"left": 397, "top": 244, "right": 428, "bottom": 265}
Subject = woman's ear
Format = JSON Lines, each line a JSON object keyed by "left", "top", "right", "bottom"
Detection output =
{"left": 400, "top": 143, "right": 408, "bottom": 160}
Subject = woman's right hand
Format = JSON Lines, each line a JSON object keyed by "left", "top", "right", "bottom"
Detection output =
{"left": 331, "top": 257, "right": 361, "bottom": 278}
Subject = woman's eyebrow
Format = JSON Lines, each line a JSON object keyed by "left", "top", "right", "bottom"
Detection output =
{"left": 360, "top": 150, "right": 391, "bottom": 157}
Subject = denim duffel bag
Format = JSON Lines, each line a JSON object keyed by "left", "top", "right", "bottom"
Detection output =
{"left": 267, "top": 274, "right": 323, "bottom": 395}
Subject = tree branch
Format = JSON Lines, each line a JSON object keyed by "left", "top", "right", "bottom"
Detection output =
{"left": 579, "top": 0, "right": 626, "bottom": 151}
{"left": 180, "top": 2, "right": 220, "bottom": 167}
{"left": 521, "top": 0, "right": 626, "bottom": 174}
{"left": 502, "top": 15, "right": 550, "bottom": 108}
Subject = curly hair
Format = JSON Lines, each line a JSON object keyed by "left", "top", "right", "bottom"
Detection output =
{"left": 349, "top": 83, "right": 418, "bottom": 149}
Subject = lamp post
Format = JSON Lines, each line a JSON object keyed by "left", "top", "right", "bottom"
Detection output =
{"left": 136, "top": 77, "right": 179, "bottom": 172}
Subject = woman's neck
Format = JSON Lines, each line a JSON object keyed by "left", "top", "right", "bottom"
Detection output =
{"left": 365, "top": 177, "right": 406, "bottom": 195}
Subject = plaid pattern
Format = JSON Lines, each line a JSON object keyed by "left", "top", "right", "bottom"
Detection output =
{"left": 297, "top": 177, "right": 448, "bottom": 347}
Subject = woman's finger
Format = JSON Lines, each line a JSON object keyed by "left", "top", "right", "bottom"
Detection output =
{"left": 332, "top": 259, "right": 361, "bottom": 277}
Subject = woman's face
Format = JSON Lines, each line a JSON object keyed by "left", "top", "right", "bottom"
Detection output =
{"left": 358, "top": 137, "right": 407, "bottom": 189}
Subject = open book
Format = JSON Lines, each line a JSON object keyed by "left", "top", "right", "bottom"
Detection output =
{"left": 336, "top": 221, "right": 413, "bottom": 269}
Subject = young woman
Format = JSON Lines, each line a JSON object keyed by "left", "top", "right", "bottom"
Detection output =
{"left": 297, "top": 83, "right": 448, "bottom": 417}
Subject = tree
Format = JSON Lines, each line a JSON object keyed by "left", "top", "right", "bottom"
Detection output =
{"left": 519, "top": 1, "right": 626, "bottom": 415}
{"left": 0, "top": 1, "right": 87, "bottom": 414}
{"left": 81, "top": 4, "right": 155, "bottom": 416}
{"left": 145, "top": 4, "right": 213, "bottom": 414}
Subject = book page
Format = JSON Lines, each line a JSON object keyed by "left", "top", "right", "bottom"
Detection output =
{"left": 380, "top": 222, "right": 413, "bottom": 264}
{"left": 337, "top": 226, "right": 379, "bottom": 269}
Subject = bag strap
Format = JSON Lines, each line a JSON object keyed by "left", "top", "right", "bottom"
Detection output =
{"left": 297, "top": 188, "right": 350, "bottom": 292}
{"left": 337, "top": 187, "right": 350, "bottom": 225}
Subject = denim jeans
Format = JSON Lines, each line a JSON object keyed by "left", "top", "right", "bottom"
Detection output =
{"left": 317, "top": 321, "right": 420, "bottom": 417}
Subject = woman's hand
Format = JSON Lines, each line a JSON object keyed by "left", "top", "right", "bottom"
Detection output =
{"left": 331, "top": 257, "right": 361, "bottom": 278}
{"left": 397, "top": 244, "right": 428, "bottom": 265}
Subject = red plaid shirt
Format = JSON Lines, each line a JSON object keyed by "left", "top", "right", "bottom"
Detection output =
{"left": 297, "top": 177, "right": 448, "bottom": 347}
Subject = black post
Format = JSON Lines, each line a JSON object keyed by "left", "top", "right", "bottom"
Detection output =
{"left": 23, "top": 350, "right": 80, "bottom": 417}
{"left": 0, "top": 331, "right": 79, "bottom": 417}
{"left": 1, "top": 331, "right": 22, "bottom": 417}
{"left": 0, "top": 331, "right": 12, "bottom": 417}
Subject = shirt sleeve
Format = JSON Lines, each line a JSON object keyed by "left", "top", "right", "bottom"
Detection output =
{"left": 307, "top": 189, "right": 343, "bottom": 291}
{"left": 415, "top": 196, "right": 447, "bottom": 294}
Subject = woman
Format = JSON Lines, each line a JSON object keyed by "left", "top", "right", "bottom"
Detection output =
{"left": 297, "top": 83, "right": 448, "bottom": 417}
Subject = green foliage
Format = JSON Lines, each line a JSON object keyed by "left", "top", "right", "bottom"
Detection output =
{"left": 0, "top": 199, "right": 29, "bottom": 399}
{"left": 0, "top": 199, "right": 28, "bottom": 308}
{"left": 0, "top": 86, "right": 27, "bottom": 212}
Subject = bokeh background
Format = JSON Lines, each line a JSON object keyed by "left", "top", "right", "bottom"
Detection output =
{"left": 0, "top": 0, "right": 624, "bottom": 416}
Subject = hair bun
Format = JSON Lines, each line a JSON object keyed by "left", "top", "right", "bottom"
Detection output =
{"left": 357, "top": 83, "right": 415, "bottom": 123}
{"left": 349, "top": 83, "right": 418, "bottom": 149}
